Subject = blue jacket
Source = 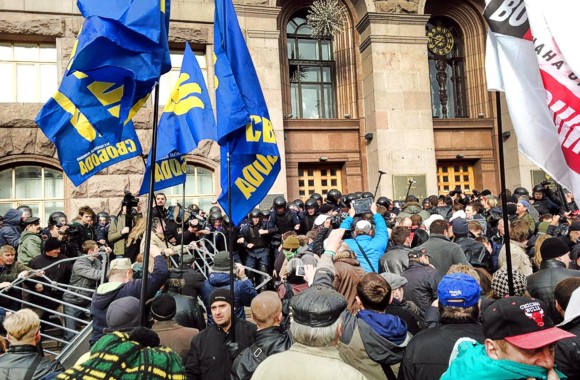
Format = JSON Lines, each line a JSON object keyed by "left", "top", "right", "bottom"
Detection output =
{"left": 0, "top": 209, "right": 23, "bottom": 248}
{"left": 90, "top": 255, "right": 169, "bottom": 345}
{"left": 201, "top": 272, "right": 257, "bottom": 325}
{"left": 340, "top": 213, "right": 388, "bottom": 272}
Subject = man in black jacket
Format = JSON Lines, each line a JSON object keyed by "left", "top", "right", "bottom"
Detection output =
{"left": 231, "top": 291, "right": 291, "bottom": 380}
{"left": 186, "top": 288, "right": 256, "bottom": 380}
{"left": 451, "top": 218, "right": 490, "bottom": 271}
{"left": 401, "top": 248, "right": 440, "bottom": 320}
{"left": 554, "top": 278, "right": 580, "bottom": 380}
{"left": 0, "top": 309, "right": 64, "bottom": 379}
{"left": 527, "top": 237, "right": 580, "bottom": 324}
{"left": 398, "top": 273, "right": 485, "bottom": 380}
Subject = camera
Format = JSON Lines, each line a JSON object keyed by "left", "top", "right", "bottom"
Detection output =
{"left": 541, "top": 180, "right": 551, "bottom": 187}
{"left": 57, "top": 223, "right": 80, "bottom": 236}
{"left": 449, "top": 186, "right": 463, "bottom": 197}
{"left": 122, "top": 191, "right": 139, "bottom": 209}
{"left": 352, "top": 198, "right": 372, "bottom": 215}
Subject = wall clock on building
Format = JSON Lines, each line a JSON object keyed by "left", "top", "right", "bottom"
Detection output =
{"left": 427, "top": 25, "right": 454, "bottom": 56}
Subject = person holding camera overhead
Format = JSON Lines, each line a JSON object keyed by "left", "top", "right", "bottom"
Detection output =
{"left": 340, "top": 201, "right": 389, "bottom": 273}
{"left": 109, "top": 191, "right": 142, "bottom": 259}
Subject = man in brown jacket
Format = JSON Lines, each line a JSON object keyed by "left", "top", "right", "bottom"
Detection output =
{"left": 333, "top": 243, "right": 365, "bottom": 312}
{"left": 151, "top": 292, "right": 199, "bottom": 362}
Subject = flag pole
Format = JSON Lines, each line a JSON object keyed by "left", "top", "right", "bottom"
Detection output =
{"left": 227, "top": 147, "right": 236, "bottom": 341}
{"left": 180, "top": 181, "right": 186, "bottom": 270}
{"left": 495, "top": 91, "right": 514, "bottom": 296}
{"left": 139, "top": 82, "right": 161, "bottom": 326}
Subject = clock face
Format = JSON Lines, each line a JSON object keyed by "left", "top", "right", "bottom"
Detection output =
{"left": 427, "top": 26, "right": 454, "bottom": 56}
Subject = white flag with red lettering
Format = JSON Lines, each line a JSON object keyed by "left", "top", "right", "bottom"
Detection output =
{"left": 485, "top": 0, "right": 580, "bottom": 201}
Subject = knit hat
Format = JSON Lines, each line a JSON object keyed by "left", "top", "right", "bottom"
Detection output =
{"left": 105, "top": 297, "right": 140, "bottom": 332}
{"left": 438, "top": 273, "right": 480, "bottom": 308}
{"left": 355, "top": 220, "right": 372, "bottom": 234}
{"left": 150, "top": 293, "right": 177, "bottom": 321}
{"left": 518, "top": 200, "right": 530, "bottom": 210}
{"left": 540, "top": 237, "right": 570, "bottom": 260}
{"left": 483, "top": 297, "right": 574, "bottom": 350}
{"left": 451, "top": 218, "right": 469, "bottom": 236}
{"left": 108, "top": 257, "right": 132, "bottom": 274}
{"left": 209, "top": 288, "right": 233, "bottom": 307}
{"left": 57, "top": 329, "right": 186, "bottom": 380}
{"left": 44, "top": 237, "right": 61, "bottom": 253}
{"left": 380, "top": 272, "right": 408, "bottom": 290}
{"left": 282, "top": 235, "right": 300, "bottom": 250}
{"left": 491, "top": 268, "right": 528, "bottom": 298}
{"left": 211, "top": 251, "right": 230, "bottom": 272}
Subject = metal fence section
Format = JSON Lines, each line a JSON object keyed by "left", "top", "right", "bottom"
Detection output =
{"left": 0, "top": 251, "right": 107, "bottom": 357}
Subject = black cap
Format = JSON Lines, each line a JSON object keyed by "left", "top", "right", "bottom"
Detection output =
{"left": 209, "top": 288, "right": 233, "bottom": 306}
{"left": 290, "top": 286, "right": 346, "bottom": 327}
{"left": 23, "top": 217, "right": 40, "bottom": 226}
{"left": 150, "top": 293, "right": 177, "bottom": 321}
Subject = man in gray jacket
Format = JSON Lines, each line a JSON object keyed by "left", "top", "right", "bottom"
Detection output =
{"left": 62, "top": 240, "right": 104, "bottom": 340}
{"left": 417, "top": 220, "right": 470, "bottom": 278}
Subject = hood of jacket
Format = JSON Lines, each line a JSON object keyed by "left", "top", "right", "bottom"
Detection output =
{"left": 441, "top": 340, "right": 564, "bottom": 380}
{"left": 94, "top": 281, "right": 125, "bottom": 309}
{"left": 207, "top": 271, "right": 231, "bottom": 287}
{"left": 341, "top": 310, "right": 410, "bottom": 365}
{"left": 401, "top": 202, "right": 422, "bottom": 215}
{"left": 2, "top": 209, "right": 22, "bottom": 226}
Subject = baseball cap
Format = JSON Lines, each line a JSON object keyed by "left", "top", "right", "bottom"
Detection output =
{"left": 483, "top": 297, "right": 575, "bottom": 350}
{"left": 355, "top": 220, "right": 372, "bottom": 234}
{"left": 437, "top": 273, "right": 481, "bottom": 308}
{"left": 451, "top": 218, "right": 468, "bottom": 235}
{"left": 108, "top": 258, "right": 132, "bottom": 274}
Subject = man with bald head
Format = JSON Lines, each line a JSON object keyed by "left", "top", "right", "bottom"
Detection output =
{"left": 231, "top": 291, "right": 292, "bottom": 380}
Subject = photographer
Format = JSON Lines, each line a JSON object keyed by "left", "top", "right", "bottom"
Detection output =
{"left": 449, "top": 186, "right": 469, "bottom": 206}
{"left": 109, "top": 192, "right": 142, "bottom": 258}
{"left": 340, "top": 202, "right": 389, "bottom": 273}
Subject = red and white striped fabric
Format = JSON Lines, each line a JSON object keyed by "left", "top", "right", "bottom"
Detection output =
{"left": 485, "top": 0, "right": 580, "bottom": 200}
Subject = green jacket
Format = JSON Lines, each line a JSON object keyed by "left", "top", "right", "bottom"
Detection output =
{"left": 17, "top": 231, "right": 42, "bottom": 265}
{"left": 0, "top": 261, "right": 31, "bottom": 282}
{"left": 441, "top": 340, "right": 566, "bottom": 380}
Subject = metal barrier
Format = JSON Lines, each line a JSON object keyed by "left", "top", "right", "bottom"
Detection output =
{"left": 0, "top": 251, "right": 107, "bottom": 357}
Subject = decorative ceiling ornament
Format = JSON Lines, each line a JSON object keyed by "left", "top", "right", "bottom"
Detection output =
{"left": 306, "top": 0, "right": 347, "bottom": 40}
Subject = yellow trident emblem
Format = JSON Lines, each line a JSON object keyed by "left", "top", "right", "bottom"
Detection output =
{"left": 164, "top": 73, "right": 205, "bottom": 115}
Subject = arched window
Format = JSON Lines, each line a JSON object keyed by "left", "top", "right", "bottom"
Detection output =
{"left": 161, "top": 164, "right": 215, "bottom": 212}
{"left": 0, "top": 165, "right": 64, "bottom": 224}
{"left": 427, "top": 18, "right": 468, "bottom": 118}
{"left": 287, "top": 11, "right": 336, "bottom": 119}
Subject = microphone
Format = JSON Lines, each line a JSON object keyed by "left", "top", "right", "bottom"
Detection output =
{"left": 378, "top": 170, "right": 387, "bottom": 175}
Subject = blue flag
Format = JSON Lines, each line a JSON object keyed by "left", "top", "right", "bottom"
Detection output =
{"left": 214, "top": 0, "right": 281, "bottom": 226}
{"left": 35, "top": 73, "right": 142, "bottom": 187}
{"left": 65, "top": 0, "right": 171, "bottom": 144}
{"left": 157, "top": 43, "right": 216, "bottom": 159}
{"left": 139, "top": 43, "right": 217, "bottom": 195}
{"left": 139, "top": 152, "right": 187, "bottom": 195}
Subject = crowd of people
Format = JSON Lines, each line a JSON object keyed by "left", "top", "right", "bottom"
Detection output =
{"left": 0, "top": 183, "right": 579, "bottom": 379}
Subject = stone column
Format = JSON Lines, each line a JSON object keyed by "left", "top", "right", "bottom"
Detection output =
{"left": 357, "top": 12, "right": 438, "bottom": 198}
{"left": 236, "top": 4, "right": 288, "bottom": 198}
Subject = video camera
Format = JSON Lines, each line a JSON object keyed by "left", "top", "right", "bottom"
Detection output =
{"left": 449, "top": 186, "right": 463, "bottom": 197}
{"left": 56, "top": 223, "right": 80, "bottom": 237}
{"left": 122, "top": 191, "right": 139, "bottom": 209}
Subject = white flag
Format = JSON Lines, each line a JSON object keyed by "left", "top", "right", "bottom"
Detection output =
{"left": 485, "top": 0, "right": 580, "bottom": 202}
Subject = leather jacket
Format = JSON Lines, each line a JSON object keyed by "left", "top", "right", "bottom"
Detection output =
{"left": 527, "top": 260, "right": 580, "bottom": 324}
{"left": 0, "top": 345, "right": 64, "bottom": 380}
{"left": 231, "top": 326, "right": 293, "bottom": 380}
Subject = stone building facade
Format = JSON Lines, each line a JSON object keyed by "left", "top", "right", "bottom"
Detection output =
{"left": 0, "top": 0, "right": 541, "bottom": 222}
